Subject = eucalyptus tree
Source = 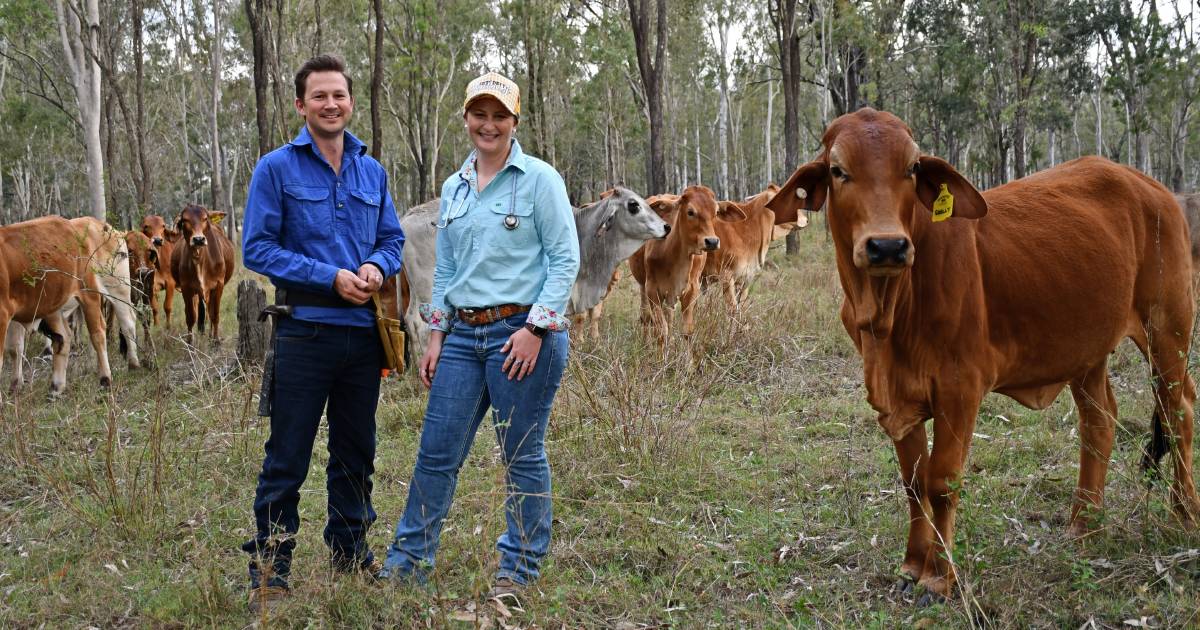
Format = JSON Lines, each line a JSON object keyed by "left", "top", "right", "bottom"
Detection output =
{"left": 54, "top": 0, "right": 105, "bottom": 220}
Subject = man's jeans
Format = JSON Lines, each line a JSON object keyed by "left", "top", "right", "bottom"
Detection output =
{"left": 244, "top": 318, "right": 383, "bottom": 580}
{"left": 385, "top": 313, "right": 568, "bottom": 584}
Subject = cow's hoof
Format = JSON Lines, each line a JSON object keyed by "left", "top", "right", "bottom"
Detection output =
{"left": 48, "top": 388, "right": 64, "bottom": 401}
{"left": 99, "top": 376, "right": 111, "bottom": 388}
{"left": 893, "top": 576, "right": 915, "bottom": 597}
{"left": 916, "top": 590, "right": 945, "bottom": 608}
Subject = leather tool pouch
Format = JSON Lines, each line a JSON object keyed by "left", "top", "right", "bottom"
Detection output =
{"left": 373, "top": 293, "right": 406, "bottom": 373}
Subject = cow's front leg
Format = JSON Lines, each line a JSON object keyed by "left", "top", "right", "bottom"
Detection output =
{"left": 680, "top": 256, "right": 705, "bottom": 336}
{"left": 892, "top": 420, "right": 932, "bottom": 591}
{"left": 182, "top": 289, "right": 197, "bottom": 346}
{"left": 207, "top": 284, "right": 224, "bottom": 343}
{"left": 919, "top": 397, "right": 981, "bottom": 601}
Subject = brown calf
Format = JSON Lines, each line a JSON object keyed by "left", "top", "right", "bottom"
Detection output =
{"left": 140, "top": 214, "right": 180, "bottom": 327}
{"left": 170, "top": 204, "right": 235, "bottom": 344}
{"left": 124, "top": 230, "right": 156, "bottom": 310}
{"left": 0, "top": 216, "right": 113, "bottom": 395}
{"left": 629, "top": 186, "right": 745, "bottom": 344}
{"left": 702, "top": 185, "right": 806, "bottom": 312}
{"left": 768, "top": 108, "right": 1198, "bottom": 600}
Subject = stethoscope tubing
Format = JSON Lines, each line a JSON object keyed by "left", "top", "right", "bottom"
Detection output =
{"left": 436, "top": 169, "right": 520, "bottom": 231}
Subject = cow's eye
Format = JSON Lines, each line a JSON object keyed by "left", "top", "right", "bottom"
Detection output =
{"left": 627, "top": 199, "right": 640, "bottom": 214}
{"left": 830, "top": 165, "right": 848, "bottom": 180}
{"left": 687, "top": 209, "right": 696, "bottom": 217}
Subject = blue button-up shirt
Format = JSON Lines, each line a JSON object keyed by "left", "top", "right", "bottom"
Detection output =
{"left": 243, "top": 126, "right": 404, "bottom": 326}
{"left": 424, "top": 139, "right": 579, "bottom": 332}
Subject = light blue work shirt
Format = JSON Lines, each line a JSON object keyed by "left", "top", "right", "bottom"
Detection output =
{"left": 243, "top": 126, "right": 404, "bottom": 327}
{"left": 424, "top": 139, "right": 579, "bottom": 332}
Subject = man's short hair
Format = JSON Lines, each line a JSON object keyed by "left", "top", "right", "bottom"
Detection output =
{"left": 294, "top": 54, "right": 353, "bottom": 100}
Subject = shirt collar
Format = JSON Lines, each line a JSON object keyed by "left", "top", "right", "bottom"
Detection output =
{"left": 289, "top": 125, "right": 368, "bottom": 157}
{"left": 457, "top": 137, "right": 529, "bottom": 191}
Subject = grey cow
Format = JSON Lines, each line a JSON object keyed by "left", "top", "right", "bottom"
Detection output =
{"left": 399, "top": 187, "right": 669, "bottom": 359}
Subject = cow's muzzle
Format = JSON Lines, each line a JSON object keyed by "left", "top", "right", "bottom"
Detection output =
{"left": 858, "top": 236, "right": 912, "bottom": 276}
{"left": 152, "top": 236, "right": 163, "bottom": 246}
{"left": 866, "top": 237, "right": 909, "bottom": 265}
{"left": 702, "top": 236, "right": 720, "bottom": 251}
{"left": 191, "top": 236, "right": 207, "bottom": 247}
{"left": 659, "top": 224, "right": 671, "bottom": 238}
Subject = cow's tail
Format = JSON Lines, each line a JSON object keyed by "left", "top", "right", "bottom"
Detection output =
{"left": 118, "top": 330, "right": 129, "bottom": 358}
{"left": 1141, "top": 410, "right": 1169, "bottom": 481}
{"left": 197, "top": 298, "right": 207, "bottom": 332}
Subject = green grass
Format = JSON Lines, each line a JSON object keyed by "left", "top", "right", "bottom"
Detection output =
{"left": 1, "top": 224, "right": 1198, "bottom": 628}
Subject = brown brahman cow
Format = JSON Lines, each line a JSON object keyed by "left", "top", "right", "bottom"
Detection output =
{"left": 628, "top": 186, "right": 745, "bottom": 346}
{"left": 0, "top": 216, "right": 113, "bottom": 395}
{"left": 767, "top": 108, "right": 1198, "bottom": 602}
{"left": 170, "top": 204, "right": 235, "bottom": 344}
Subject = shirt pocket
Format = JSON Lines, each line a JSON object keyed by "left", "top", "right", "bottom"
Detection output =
{"left": 283, "top": 184, "right": 332, "bottom": 239}
{"left": 485, "top": 200, "right": 537, "bottom": 249}
{"left": 348, "top": 188, "right": 381, "bottom": 245}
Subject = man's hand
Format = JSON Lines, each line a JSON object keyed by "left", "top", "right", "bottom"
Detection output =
{"left": 357, "top": 263, "right": 384, "bottom": 293}
{"left": 334, "top": 268, "right": 372, "bottom": 304}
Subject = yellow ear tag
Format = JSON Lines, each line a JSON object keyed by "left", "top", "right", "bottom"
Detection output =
{"left": 931, "top": 183, "right": 954, "bottom": 222}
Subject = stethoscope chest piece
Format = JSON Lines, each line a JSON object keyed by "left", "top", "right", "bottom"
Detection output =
{"left": 503, "top": 214, "right": 519, "bottom": 230}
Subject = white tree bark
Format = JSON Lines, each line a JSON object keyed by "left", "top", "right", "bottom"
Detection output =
{"left": 55, "top": 0, "right": 106, "bottom": 220}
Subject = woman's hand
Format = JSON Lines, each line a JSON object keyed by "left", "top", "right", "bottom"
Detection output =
{"left": 501, "top": 327, "right": 542, "bottom": 381}
{"left": 419, "top": 331, "right": 446, "bottom": 389}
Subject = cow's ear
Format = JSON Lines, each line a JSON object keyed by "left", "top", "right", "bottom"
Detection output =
{"left": 208, "top": 211, "right": 227, "bottom": 225}
{"left": 599, "top": 188, "right": 616, "bottom": 199}
{"left": 916, "top": 156, "right": 987, "bottom": 220}
{"left": 717, "top": 201, "right": 747, "bottom": 222}
{"left": 648, "top": 197, "right": 676, "bottom": 220}
{"left": 767, "top": 160, "right": 828, "bottom": 224}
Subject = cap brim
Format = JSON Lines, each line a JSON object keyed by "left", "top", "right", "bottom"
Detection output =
{"left": 463, "top": 93, "right": 518, "bottom": 117}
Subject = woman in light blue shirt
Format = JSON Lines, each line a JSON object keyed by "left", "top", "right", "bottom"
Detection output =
{"left": 382, "top": 72, "right": 579, "bottom": 603}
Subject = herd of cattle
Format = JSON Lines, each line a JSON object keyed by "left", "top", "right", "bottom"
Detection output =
{"left": 0, "top": 204, "right": 234, "bottom": 396}
{"left": 2, "top": 108, "right": 1200, "bottom": 602}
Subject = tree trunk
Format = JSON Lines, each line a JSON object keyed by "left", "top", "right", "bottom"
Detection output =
{"left": 770, "top": 0, "right": 802, "bottom": 255}
{"left": 370, "top": 0, "right": 384, "bottom": 159}
{"left": 627, "top": 0, "right": 668, "bottom": 195}
{"left": 713, "top": 13, "right": 730, "bottom": 199}
{"left": 132, "top": 0, "right": 150, "bottom": 210}
{"left": 764, "top": 72, "right": 774, "bottom": 183}
{"left": 244, "top": 0, "right": 272, "bottom": 157}
{"left": 209, "top": 0, "right": 226, "bottom": 213}
{"left": 56, "top": 0, "right": 107, "bottom": 220}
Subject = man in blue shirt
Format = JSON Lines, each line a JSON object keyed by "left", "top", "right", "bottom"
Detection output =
{"left": 240, "top": 54, "right": 404, "bottom": 613}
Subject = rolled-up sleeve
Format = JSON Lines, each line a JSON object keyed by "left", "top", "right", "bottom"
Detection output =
{"left": 364, "top": 172, "right": 405, "bottom": 278}
{"left": 421, "top": 196, "right": 456, "bottom": 332}
{"left": 242, "top": 157, "right": 340, "bottom": 291}
{"left": 527, "top": 170, "right": 579, "bottom": 330}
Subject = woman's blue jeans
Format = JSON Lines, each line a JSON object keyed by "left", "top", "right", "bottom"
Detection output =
{"left": 384, "top": 313, "right": 568, "bottom": 584}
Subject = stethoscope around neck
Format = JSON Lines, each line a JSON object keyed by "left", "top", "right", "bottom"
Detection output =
{"left": 435, "top": 169, "right": 520, "bottom": 230}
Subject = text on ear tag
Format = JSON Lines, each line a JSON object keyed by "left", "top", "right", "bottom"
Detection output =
{"left": 932, "top": 183, "right": 954, "bottom": 222}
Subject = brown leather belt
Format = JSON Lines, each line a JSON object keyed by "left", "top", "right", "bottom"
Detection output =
{"left": 456, "top": 304, "right": 531, "bottom": 326}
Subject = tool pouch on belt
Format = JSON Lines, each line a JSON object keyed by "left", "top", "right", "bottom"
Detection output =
{"left": 257, "top": 291, "right": 293, "bottom": 417}
{"left": 373, "top": 293, "right": 406, "bottom": 373}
